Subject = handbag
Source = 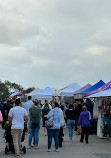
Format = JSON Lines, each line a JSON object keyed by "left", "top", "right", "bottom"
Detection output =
{"left": 45, "top": 120, "right": 53, "bottom": 127}
{"left": 45, "top": 109, "right": 55, "bottom": 128}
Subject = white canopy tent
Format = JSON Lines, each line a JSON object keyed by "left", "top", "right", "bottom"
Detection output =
{"left": 27, "top": 88, "right": 40, "bottom": 96}
{"left": 26, "top": 88, "right": 40, "bottom": 100}
{"left": 35, "top": 87, "right": 55, "bottom": 103}
{"left": 52, "top": 83, "right": 74, "bottom": 97}
{"left": 60, "top": 83, "right": 81, "bottom": 96}
{"left": 36, "top": 87, "right": 54, "bottom": 98}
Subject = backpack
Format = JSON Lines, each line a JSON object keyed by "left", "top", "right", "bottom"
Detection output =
{"left": 30, "top": 107, "right": 41, "bottom": 126}
{"left": 32, "top": 118, "right": 39, "bottom": 126}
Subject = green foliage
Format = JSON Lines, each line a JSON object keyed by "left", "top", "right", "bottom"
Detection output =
{"left": 5, "top": 80, "right": 24, "bottom": 91}
{"left": 0, "top": 80, "right": 36, "bottom": 99}
{"left": 0, "top": 80, "right": 10, "bottom": 99}
{"left": 0, "top": 80, "right": 24, "bottom": 99}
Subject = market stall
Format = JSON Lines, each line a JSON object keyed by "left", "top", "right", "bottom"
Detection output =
{"left": 88, "top": 89, "right": 111, "bottom": 138}
{"left": 35, "top": 87, "right": 54, "bottom": 103}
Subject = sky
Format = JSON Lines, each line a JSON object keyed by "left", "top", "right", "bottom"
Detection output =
{"left": 0, "top": 0, "right": 111, "bottom": 89}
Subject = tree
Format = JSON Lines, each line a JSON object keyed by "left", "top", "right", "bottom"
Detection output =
{"left": 0, "top": 80, "right": 10, "bottom": 99}
{"left": 0, "top": 80, "right": 24, "bottom": 99}
{"left": 5, "top": 80, "right": 24, "bottom": 92}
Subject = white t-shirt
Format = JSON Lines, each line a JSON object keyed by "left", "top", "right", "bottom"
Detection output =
{"left": 8, "top": 106, "right": 28, "bottom": 129}
{"left": 23, "top": 100, "right": 33, "bottom": 115}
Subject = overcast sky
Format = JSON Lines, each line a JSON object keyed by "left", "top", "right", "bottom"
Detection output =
{"left": 0, "top": 0, "right": 111, "bottom": 89}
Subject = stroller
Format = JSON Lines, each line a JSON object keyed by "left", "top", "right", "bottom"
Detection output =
{"left": 4, "top": 121, "right": 27, "bottom": 155}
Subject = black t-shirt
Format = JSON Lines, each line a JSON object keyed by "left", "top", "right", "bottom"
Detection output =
{"left": 65, "top": 109, "right": 76, "bottom": 120}
{"left": 4, "top": 103, "right": 13, "bottom": 118}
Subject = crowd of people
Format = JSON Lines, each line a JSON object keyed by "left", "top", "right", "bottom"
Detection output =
{"left": 0, "top": 97, "right": 94, "bottom": 158}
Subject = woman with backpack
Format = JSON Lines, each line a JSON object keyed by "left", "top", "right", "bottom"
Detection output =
{"left": 28, "top": 101, "right": 41, "bottom": 149}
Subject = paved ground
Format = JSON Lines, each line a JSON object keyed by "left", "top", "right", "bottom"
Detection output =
{"left": 0, "top": 126, "right": 111, "bottom": 158}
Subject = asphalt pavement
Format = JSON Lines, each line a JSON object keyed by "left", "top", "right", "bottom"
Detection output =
{"left": 0, "top": 126, "right": 111, "bottom": 158}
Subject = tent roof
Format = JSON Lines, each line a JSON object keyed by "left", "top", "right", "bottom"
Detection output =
{"left": 87, "top": 89, "right": 111, "bottom": 98}
{"left": 27, "top": 88, "right": 40, "bottom": 96}
{"left": 80, "top": 80, "right": 105, "bottom": 94}
{"left": 52, "top": 83, "right": 75, "bottom": 96}
{"left": 60, "top": 83, "right": 81, "bottom": 96}
{"left": 70, "top": 84, "right": 91, "bottom": 96}
{"left": 10, "top": 91, "right": 20, "bottom": 98}
{"left": 86, "top": 81, "right": 111, "bottom": 96}
{"left": 103, "top": 81, "right": 111, "bottom": 91}
{"left": 36, "top": 87, "right": 54, "bottom": 97}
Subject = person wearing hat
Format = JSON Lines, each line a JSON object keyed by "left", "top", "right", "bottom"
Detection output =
{"left": 8, "top": 98, "right": 28, "bottom": 157}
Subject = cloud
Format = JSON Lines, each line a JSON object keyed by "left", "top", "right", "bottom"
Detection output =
{"left": 0, "top": 1, "right": 47, "bottom": 45}
{"left": 0, "top": 0, "right": 111, "bottom": 88}
{"left": 0, "top": 44, "right": 30, "bottom": 64}
{"left": 85, "top": 45, "right": 111, "bottom": 56}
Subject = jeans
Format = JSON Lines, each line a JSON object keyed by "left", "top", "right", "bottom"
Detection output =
{"left": 67, "top": 119, "right": 75, "bottom": 139}
{"left": 11, "top": 129, "right": 23, "bottom": 156}
{"left": 28, "top": 122, "right": 40, "bottom": 147}
{"left": 47, "top": 129, "right": 60, "bottom": 150}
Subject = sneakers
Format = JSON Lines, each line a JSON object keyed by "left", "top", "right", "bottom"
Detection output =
{"left": 27, "top": 146, "right": 31, "bottom": 149}
{"left": 55, "top": 149, "right": 59, "bottom": 152}
{"left": 47, "top": 149, "right": 51, "bottom": 152}
{"left": 35, "top": 146, "right": 40, "bottom": 150}
{"left": 47, "top": 149, "right": 59, "bottom": 152}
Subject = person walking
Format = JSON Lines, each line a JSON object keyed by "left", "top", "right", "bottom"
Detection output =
{"left": 65, "top": 104, "right": 76, "bottom": 141}
{"left": 23, "top": 96, "right": 33, "bottom": 115}
{"left": 42, "top": 103, "right": 50, "bottom": 136}
{"left": 8, "top": 99, "right": 28, "bottom": 157}
{"left": 47, "top": 102, "right": 61, "bottom": 152}
{"left": 59, "top": 106, "right": 65, "bottom": 147}
{"left": 78, "top": 106, "right": 93, "bottom": 144}
{"left": 74, "top": 101, "right": 83, "bottom": 134}
{"left": 28, "top": 100, "right": 41, "bottom": 149}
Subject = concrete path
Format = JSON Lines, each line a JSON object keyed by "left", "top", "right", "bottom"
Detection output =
{"left": 0, "top": 126, "right": 111, "bottom": 158}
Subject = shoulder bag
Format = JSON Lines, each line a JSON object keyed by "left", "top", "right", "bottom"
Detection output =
{"left": 45, "top": 109, "right": 55, "bottom": 128}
